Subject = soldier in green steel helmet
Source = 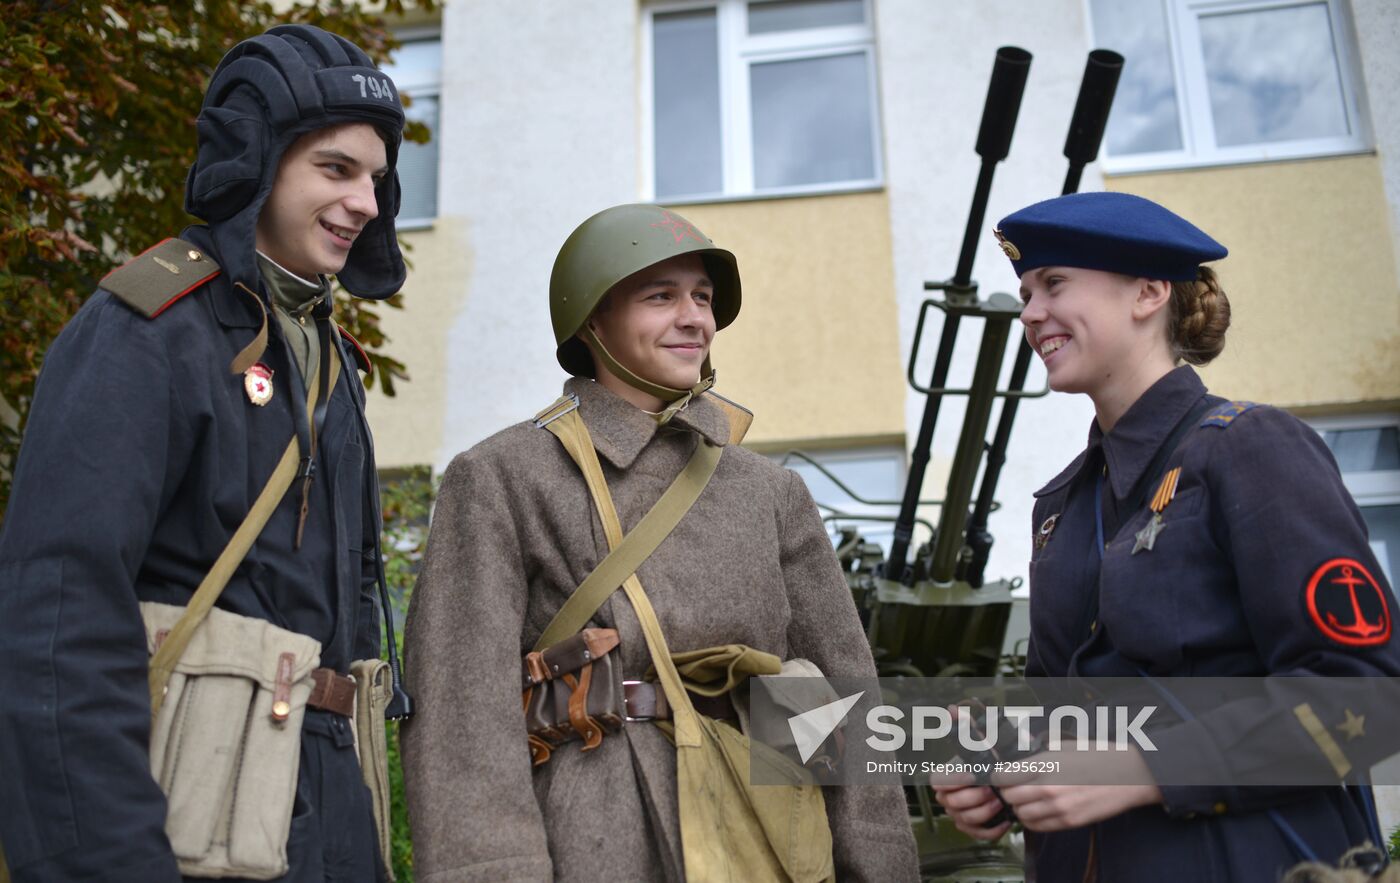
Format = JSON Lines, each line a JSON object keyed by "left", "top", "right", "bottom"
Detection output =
{"left": 551, "top": 203, "right": 741, "bottom": 423}
{"left": 401, "top": 204, "right": 919, "bottom": 880}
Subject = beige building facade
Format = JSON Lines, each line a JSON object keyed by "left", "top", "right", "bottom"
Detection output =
{"left": 372, "top": 0, "right": 1400, "bottom": 843}
{"left": 373, "top": 0, "right": 1398, "bottom": 590}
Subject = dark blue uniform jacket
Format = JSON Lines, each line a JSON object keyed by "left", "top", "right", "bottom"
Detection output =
{"left": 0, "top": 225, "right": 382, "bottom": 882}
{"left": 1024, "top": 366, "right": 1399, "bottom": 883}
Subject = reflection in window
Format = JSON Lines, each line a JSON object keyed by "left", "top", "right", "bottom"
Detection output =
{"left": 398, "top": 95, "right": 439, "bottom": 221}
{"left": 1361, "top": 505, "right": 1399, "bottom": 591}
{"left": 654, "top": 10, "right": 724, "bottom": 198}
{"left": 750, "top": 53, "right": 875, "bottom": 189}
{"left": 1317, "top": 420, "right": 1400, "bottom": 597}
{"left": 1322, "top": 426, "right": 1400, "bottom": 473}
{"left": 647, "top": 0, "right": 880, "bottom": 200}
{"left": 383, "top": 38, "right": 442, "bottom": 224}
{"left": 1089, "top": 0, "right": 1367, "bottom": 170}
{"left": 1199, "top": 3, "right": 1351, "bottom": 147}
{"left": 1090, "top": 0, "right": 1182, "bottom": 154}
{"left": 748, "top": 0, "right": 864, "bottom": 34}
{"left": 775, "top": 446, "right": 906, "bottom": 553}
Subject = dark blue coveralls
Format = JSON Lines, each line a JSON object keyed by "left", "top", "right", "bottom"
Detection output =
{"left": 1025, "top": 365, "right": 1399, "bottom": 883}
{"left": 0, "top": 223, "right": 384, "bottom": 882}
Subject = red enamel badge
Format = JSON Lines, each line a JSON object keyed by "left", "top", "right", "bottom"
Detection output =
{"left": 1306, "top": 558, "right": 1391, "bottom": 647}
{"left": 244, "top": 362, "right": 274, "bottom": 407}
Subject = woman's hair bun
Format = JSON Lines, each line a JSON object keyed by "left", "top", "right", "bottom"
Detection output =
{"left": 1169, "top": 266, "right": 1230, "bottom": 366}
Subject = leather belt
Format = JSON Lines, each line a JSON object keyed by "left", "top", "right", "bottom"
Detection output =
{"left": 307, "top": 667, "right": 356, "bottom": 718}
{"left": 623, "top": 681, "right": 736, "bottom": 722}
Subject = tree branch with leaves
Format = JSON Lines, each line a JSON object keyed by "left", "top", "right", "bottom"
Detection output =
{"left": 0, "top": 0, "right": 435, "bottom": 519}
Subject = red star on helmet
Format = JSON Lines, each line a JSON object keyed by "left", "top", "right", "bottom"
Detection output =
{"left": 650, "top": 211, "right": 706, "bottom": 245}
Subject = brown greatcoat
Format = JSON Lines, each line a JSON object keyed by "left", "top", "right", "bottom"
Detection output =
{"left": 402, "top": 377, "right": 918, "bottom": 882}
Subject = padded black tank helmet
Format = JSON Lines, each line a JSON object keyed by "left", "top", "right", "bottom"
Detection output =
{"left": 185, "top": 24, "right": 407, "bottom": 299}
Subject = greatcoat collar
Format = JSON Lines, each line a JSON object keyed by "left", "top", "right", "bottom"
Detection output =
{"left": 565, "top": 376, "right": 731, "bottom": 470}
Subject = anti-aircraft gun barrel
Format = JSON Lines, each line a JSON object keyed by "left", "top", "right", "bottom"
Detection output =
{"left": 955, "top": 46, "right": 1033, "bottom": 287}
{"left": 883, "top": 46, "right": 1031, "bottom": 583}
{"left": 961, "top": 49, "right": 1123, "bottom": 588}
{"left": 1062, "top": 49, "right": 1124, "bottom": 193}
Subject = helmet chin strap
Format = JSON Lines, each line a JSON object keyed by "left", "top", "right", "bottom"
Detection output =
{"left": 581, "top": 327, "right": 715, "bottom": 425}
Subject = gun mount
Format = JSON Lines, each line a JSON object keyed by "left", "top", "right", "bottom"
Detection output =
{"left": 794, "top": 45, "right": 1123, "bottom": 880}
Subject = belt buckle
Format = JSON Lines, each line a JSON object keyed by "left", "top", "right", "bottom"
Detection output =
{"left": 622, "top": 679, "right": 652, "bottom": 722}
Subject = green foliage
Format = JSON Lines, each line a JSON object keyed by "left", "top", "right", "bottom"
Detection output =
{"left": 0, "top": 0, "right": 434, "bottom": 518}
{"left": 1389, "top": 822, "right": 1399, "bottom": 861}
{"left": 378, "top": 466, "right": 435, "bottom": 881}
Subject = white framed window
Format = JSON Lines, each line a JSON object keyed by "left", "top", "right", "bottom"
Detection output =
{"left": 1311, "top": 413, "right": 1400, "bottom": 595}
{"left": 643, "top": 0, "right": 883, "bottom": 202}
{"left": 1088, "top": 0, "right": 1371, "bottom": 174}
{"left": 383, "top": 33, "right": 441, "bottom": 228}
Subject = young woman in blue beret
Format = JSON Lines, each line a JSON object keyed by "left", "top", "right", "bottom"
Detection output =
{"left": 933, "top": 191, "right": 1398, "bottom": 883}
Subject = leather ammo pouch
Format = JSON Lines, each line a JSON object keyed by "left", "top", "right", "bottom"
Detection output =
{"left": 143, "top": 602, "right": 321, "bottom": 880}
{"left": 521, "top": 628, "right": 625, "bottom": 766}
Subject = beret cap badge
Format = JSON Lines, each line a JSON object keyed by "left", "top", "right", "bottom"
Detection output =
{"left": 993, "top": 227, "right": 1021, "bottom": 261}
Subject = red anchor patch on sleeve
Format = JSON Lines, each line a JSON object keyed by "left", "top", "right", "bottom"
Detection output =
{"left": 1305, "top": 558, "right": 1392, "bottom": 647}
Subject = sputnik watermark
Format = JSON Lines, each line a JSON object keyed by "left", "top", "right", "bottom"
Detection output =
{"left": 864, "top": 704, "right": 1158, "bottom": 752}
{"left": 747, "top": 676, "right": 1400, "bottom": 786}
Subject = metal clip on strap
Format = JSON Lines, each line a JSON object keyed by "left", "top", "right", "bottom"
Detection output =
{"left": 533, "top": 393, "right": 580, "bottom": 429}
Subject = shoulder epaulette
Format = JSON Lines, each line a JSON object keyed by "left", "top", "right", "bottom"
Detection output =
{"left": 336, "top": 325, "right": 373, "bottom": 375}
{"left": 1201, "top": 401, "right": 1259, "bottom": 428}
{"left": 99, "top": 238, "right": 221, "bottom": 319}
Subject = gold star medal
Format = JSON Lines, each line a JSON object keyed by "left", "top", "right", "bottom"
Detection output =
{"left": 1133, "top": 467, "right": 1181, "bottom": 555}
{"left": 244, "top": 362, "right": 274, "bottom": 406}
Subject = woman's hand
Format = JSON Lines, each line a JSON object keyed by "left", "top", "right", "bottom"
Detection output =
{"left": 993, "top": 747, "right": 1164, "bottom": 832}
{"left": 929, "top": 773, "right": 1012, "bottom": 841}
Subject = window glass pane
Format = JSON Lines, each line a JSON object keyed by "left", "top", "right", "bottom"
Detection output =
{"left": 397, "top": 94, "right": 439, "bottom": 221}
{"left": 777, "top": 450, "right": 904, "bottom": 552}
{"left": 1322, "top": 427, "right": 1400, "bottom": 472}
{"left": 1199, "top": 3, "right": 1350, "bottom": 147}
{"left": 1091, "top": 0, "right": 1183, "bottom": 155}
{"left": 383, "top": 39, "right": 441, "bottom": 222}
{"left": 750, "top": 52, "right": 874, "bottom": 189}
{"left": 387, "top": 39, "right": 442, "bottom": 91}
{"left": 653, "top": 10, "right": 724, "bottom": 198}
{"left": 1359, "top": 504, "right": 1400, "bottom": 596}
{"left": 748, "top": 0, "right": 863, "bottom": 34}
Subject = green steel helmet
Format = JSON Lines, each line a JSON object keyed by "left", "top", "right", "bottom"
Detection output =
{"left": 550, "top": 204, "right": 741, "bottom": 377}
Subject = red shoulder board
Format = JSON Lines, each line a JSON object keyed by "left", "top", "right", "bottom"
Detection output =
{"left": 100, "top": 238, "right": 222, "bottom": 319}
{"left": 337, "top": 325, "right": 373, "bottom": 375}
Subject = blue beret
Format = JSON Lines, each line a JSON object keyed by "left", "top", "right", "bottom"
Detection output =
{"left": 993, "top": 192, "right": 1226, "bottom": 281}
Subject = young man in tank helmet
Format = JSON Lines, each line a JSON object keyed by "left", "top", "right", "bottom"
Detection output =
{"left": 401, "top": 204, "right": 919, "bottom": 880}
{"left": 0, "top": 25, "right": 408, "bottom": 883}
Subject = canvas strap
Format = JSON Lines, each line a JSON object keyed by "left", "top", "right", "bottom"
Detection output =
{"left": 147, "top": 343, "right": 340, "bottom": 717}
{"left": 532, "top": 399, "right": 721, "bottom": 652}
{"left": 533, "top": 399, "right": 722, "bottom": 747}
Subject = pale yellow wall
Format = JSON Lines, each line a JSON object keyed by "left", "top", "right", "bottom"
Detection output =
{"left": 1107, "top": 155, "right": 1400, "bottom": 410}
{"left": 676, "top": 192, "right": 906, "bottom": 450}
{"left": 362, "top": 217, "right": 471, "bottom": 467}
